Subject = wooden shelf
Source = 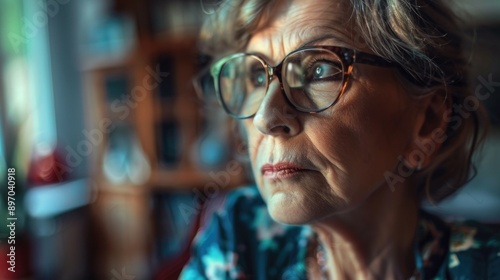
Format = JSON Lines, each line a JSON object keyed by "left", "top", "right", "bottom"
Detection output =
{"left": 148, "top": 168, "right": 209, "bottom": 188}
{"left": 95, "top": 181, "right": 149, "bottom": 195}
{"left": 143, "top": 34, "right": 199, "bottom": 56}
{"left": 148, "top": 167, "right": 248, "bottom": 191}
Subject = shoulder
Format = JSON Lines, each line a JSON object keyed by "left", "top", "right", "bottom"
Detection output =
{"left": 223, "top": 185, "right": 266, "bottom": 216}
{"left": 447, "top": 219, "right": 500, "bottom": 279}
{"left": 199, "top": 185, "right": 268, "bottom": 237}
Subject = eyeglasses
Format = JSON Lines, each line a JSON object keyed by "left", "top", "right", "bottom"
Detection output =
{"left": 210, "top": 46, "right": 393, "bottom": 119}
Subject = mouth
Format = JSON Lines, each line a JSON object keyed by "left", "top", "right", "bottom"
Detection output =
{"left": 261, "top": 162, "right": 309, "bottom": 180}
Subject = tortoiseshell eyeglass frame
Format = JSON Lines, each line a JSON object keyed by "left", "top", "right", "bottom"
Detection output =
{"left": 210, "top": 46, "right": 394, "bottom": 119}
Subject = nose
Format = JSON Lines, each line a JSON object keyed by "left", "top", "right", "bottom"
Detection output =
{"left": 253, "top": 80, "right": 302, "bottom": 137}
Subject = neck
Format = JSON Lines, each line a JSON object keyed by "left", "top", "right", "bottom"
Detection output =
{"left": 311, "top": 182, "right": 420, "bottom": 279}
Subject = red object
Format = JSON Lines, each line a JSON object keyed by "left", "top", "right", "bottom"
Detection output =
{"left": 27, "top": 145, "right": 70, "bottom": 186}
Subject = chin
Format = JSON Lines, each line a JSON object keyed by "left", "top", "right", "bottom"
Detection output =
{"left": 265, "top": 191, "right": 343, "bottom": 225}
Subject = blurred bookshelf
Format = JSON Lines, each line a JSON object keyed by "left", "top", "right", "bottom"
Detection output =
{"left": 81, "top": 0, "right": 248, "bottom": 278}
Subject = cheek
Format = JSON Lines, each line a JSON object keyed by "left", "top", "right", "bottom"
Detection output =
{"left": 314, "top": 85, "right": 416, "bottom": 197}
{"left": 239, "top": 77, "right": 417, "bottom": 215}
{"left": 242, "top": 120, "right": 264, "bottom": 182}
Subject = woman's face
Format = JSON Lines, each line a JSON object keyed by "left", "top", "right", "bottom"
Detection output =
{"left": 243, "top": 0, "right": 420, "bottom": 224}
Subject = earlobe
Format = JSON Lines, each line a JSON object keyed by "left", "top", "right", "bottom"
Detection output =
{"left": 403, "top": 89, "right": 450, "bottom": 170}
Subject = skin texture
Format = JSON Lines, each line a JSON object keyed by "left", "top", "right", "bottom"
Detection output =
{"left": 245, "top": 0, "right": 418, "bottom": 226}
{"left": 239, "top": 0, "right": 450, "bottom": 278}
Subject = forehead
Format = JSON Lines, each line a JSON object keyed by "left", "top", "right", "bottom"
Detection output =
{"left": 246, "top": 0, "right": 360, "bottom": 60}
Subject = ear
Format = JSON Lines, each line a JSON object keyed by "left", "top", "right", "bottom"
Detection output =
{"left": 403, "top": 89, "right": 450, "bottom": 170}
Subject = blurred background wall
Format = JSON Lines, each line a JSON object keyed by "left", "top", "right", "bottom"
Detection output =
{"left": 0, "top": 0, "right": 498, "bottom": 279}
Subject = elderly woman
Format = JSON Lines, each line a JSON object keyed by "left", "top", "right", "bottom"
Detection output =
{"left": 180, "top": 0, "right": 498, "bottom": 279}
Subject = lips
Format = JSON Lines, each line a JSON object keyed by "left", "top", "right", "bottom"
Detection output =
{"left": 261, "top": 162, "right": 307, "bottom": 180}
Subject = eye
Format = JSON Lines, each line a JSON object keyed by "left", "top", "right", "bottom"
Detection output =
{"left": 250, "top": 69, "right": 267, "bottom": 87}
{"left": 309, "top": 60, "right": 343, "bottom": 81}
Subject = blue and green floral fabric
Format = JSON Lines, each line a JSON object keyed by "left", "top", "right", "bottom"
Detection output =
{"left": 180, "top": 186, "right": 500, "bottom": 279}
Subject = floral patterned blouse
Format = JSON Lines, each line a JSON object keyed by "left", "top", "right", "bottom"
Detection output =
{"left": 179, "top": 186, "right": 500, "bottom": 279}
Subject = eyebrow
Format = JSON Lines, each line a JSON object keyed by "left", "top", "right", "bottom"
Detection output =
{"left": 246, "top": 28, "right": 354, "bottom": 62}
{"left": 297, "top": 29, "right": 353, "bottom": 49}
